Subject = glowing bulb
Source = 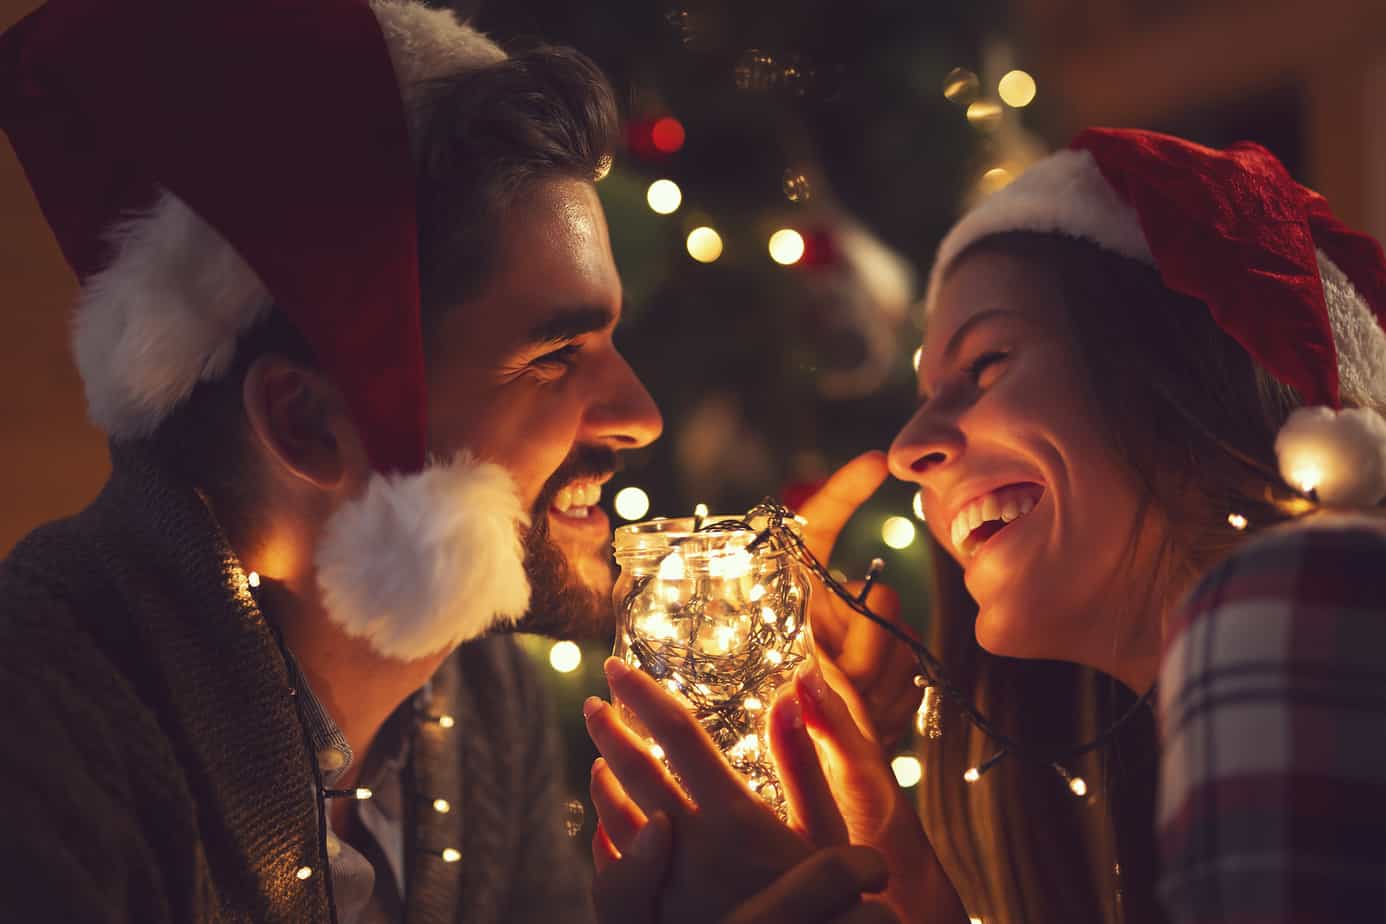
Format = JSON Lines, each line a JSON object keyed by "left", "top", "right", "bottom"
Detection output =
{"left": 731, "top": 734, "right": 760, "bottom": 760}
{"left": 963, "top": 767, "right": 981, "bottom": 783}
{"left": 646, "top": 179, "right": 682, "bottom": 215}
{"left": 912, "top": 347, "right": 922, "bottom": 372}
{"left": 913, "top": 491, "right": 926, "bottom": 521}
{"left": 749, "top": 584, "right": 766, "bottom": 602}
{"left": 1290, "top": 464, "right": 1323, "bottom": 493}
{"left": 1069, "top": 776, "right": 1088, "bottom": 797}
{"left": 687, "top": 227, "right": 723, "bottom": 263}
{"left": 891, "top": 755, "right": 923, "bottom": 788}
{"left": 658, "top": 552, "right": 686, "bottom": 581}
{"left": 715, "top": 625, "right": 737, "bottom": 651}
{"left": 744, "top": 696, "right": 763, "bottom": 711}
{"left": 437, "top": 713, "right": 455, "bottom": 729}
{"left": 650, "top": 744, "right": 666, "bottom": 761}
{"left": 441, "top": 848, "right": 462, "bottom": 863}
{"left": 1227, "top": 512, "right": 1248, "bottom": 531}
{"left": 768, "top": 228, "right": 805, "bottom": 265}
{"left": 614, "top": 486, "right": 651, "bottom": 521}
{"left": 433, "top": 798, "right": 451, "bottom": 814}
{"left": 549, "top": 640, "right": 582, "bottom": 673}
{"left": 296, "top": 866, "right": 314, "bottom": 881}
{"left": 998, "top": 69, "right": 1037, "bottom": 108}
{"left": 882, "top": 516, "right": 917, "bottom": 550}
{"left": 711, "top": 547, "right": 753, "bottom": 580}
{"left": 970, "top": 918, "right": 985, "bottom": 924}
{"left": 764, "top": 650, "right": 784, "bottom": 666}
{"left": 247, "top": 571, "right": 261, "bottom": 588}
{"left": 665, "top": 677, "right": 683, "bottom": 693}
{"left": 355, "top": 787, "right": 373, "bottom": 801}
{"left": 761, "top": 606, "right": 777, "bottom": 624}
{"left": 694, "top": 503, "right": 710, "bottom": 520}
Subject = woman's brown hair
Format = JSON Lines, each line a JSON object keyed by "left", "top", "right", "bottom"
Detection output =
{"left": 916, "top": 231, "right": 1305, "bottom": 923}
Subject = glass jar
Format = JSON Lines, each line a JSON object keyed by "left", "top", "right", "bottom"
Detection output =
{"left": 612, "top": 514, "right": 813, "bottom": 818}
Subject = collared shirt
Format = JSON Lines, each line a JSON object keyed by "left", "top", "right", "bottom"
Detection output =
{"left": 1157, "top": 516, "right": 1386, "bottom": 922}
{"left": 288, "top": 655, "right": 428, "bottom": 923}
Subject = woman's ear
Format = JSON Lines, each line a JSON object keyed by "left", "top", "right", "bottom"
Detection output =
{"left": 242, "top": 356, "right": 365, "bottom": 492}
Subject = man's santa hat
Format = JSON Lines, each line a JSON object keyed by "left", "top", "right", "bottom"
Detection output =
{"left": 925, "top": 128, "right": 1386, "bottom": 508}
{"left": 1, "top": 0, "right": 535, "bottom": 658}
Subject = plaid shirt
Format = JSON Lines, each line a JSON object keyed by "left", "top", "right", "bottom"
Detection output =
{"left": 1157, "top": 515, "right": 1386, "bottom": 923}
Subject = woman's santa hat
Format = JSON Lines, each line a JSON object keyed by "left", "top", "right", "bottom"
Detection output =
{"left": 925, "top": 128, "right": 1386, "bottom": 507}
{"left": 1, "top": 0, "right": 534, "bottom": 658}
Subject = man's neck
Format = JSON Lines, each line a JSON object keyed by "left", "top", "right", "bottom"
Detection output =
{"left": 254, "top": 579, "right": 450, "bottom": 790}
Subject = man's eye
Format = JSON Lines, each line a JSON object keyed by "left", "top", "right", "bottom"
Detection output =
{"left": 966, "top": 350, "right": 1009, "bottom": 385}
{"left": 532, "top": 344, "right": 581, "bottom": 369}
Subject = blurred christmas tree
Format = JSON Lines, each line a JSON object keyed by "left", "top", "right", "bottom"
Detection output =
{"left": 465, "top": 0, "right": 1030, "bottom": 852}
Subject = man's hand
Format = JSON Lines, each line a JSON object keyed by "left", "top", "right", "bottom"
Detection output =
{"left": 796, "top": 451, "right": 923, "bottom": 748}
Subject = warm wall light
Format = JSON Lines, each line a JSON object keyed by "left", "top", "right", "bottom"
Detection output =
{"left": 686, "top": 227, "right": 723, "bottom": 263}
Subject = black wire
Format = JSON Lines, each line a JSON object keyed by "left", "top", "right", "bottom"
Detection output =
{"left": 696, "top": 501, "right": 1157, "bottom": 780}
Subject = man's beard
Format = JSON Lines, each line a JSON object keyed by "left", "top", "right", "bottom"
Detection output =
{"left": 511, "top": 445, "right": 621, "bottom": 641}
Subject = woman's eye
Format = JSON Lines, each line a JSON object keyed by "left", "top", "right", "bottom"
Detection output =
{"left": 965, "top": 350, "right": 1009, "bottom": 387}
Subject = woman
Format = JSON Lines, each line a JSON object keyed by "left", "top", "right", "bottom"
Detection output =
{"left": 585, "top": 129, "right": 1386, "bottom": 923}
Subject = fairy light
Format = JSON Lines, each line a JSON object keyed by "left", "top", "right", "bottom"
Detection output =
{"left": 749, "top": 584, "right": 766, "bottom": 602}
{"left": 882, "top": 516, "right": 916, "bottom": 549}
{"left": 891, "top": 755, "right": 923, "bottom": 788}
{"left": 744, "top": 696, "right": 763, "bottom": 711}
{"left": 686, "top": 227, "right": 723, "bottom": 263}
{"left": 432, "top": 798, "right": 451, "bottom": 814}
{"left": 247, "top": 571, "right": 261, "bottom": 588}
{"left": 549, "top": 640, "right": 582, "bottom": 673}
{"left": 1069, "top": 776, "right": 1089, "bottom": 797}
{"left": 1289, "top": 463, "right": 1323, "bottom": 494}
{"left": 963, "top": 767, "right": 981, "bottom": 783}
{"left": 441, "top": 848, "right": 462, "bottom": 863}
{"left": 768, "top": 228, "right": 805, "bottom": 265}
{"left": 436, "top": 713, "right": 455, "bottom": 729}
{"left": 1227, "top": 512, "right": 1248, "bottom": 531}
{"left": 646, "top": 179, "right": 682, "bottom": 215}
{"left": 997, "top": 69, "right": 1037, "bottom": 108}
{"left": 614, "top": 486, "right": 651, "bottom": 521}
{"left": 649, "top": 744, "right": 666, "bottom": 761}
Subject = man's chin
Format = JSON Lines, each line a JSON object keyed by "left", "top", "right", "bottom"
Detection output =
{"left": 509, "top": 527, "right": 616, "bottom": 641}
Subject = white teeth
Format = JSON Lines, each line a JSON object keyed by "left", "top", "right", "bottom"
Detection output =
{"left": 948, "top": 485, "right": 1044, "bottom": 557}
{"left": 567, "top": 506, "right": 590, "bottom": 518}
{"left": 553, "top": 482, "right": 604, "bottom": 514}
{"left": 555, "top": 486, "right": 573, "bottom": 512}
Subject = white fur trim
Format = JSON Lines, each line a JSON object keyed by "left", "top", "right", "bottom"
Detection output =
{"left": 315, "top": 452, "right": 531, "bottom": 660}
{"left": 1318, "top": 250, "right": 1386, "bottom": 409}
{"left": 1275, "top": 406, "right": 1386, "bottom": 507}
{"left": 71, "top": 1, "right": 504, "bottom": 438}
{"left": 922, "top": 149, "right": 1386, "bottom": 412}
{"left": 923, "top": 149, "right": 1153, "bottom": 315}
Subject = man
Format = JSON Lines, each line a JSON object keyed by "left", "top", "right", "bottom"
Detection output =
{"left": 0, "top": 0, "right": 659, "bottom": 920}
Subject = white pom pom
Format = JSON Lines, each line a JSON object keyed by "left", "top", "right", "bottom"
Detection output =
{"left": 1274, "top": 406, "right": 1386, "bottom": 507}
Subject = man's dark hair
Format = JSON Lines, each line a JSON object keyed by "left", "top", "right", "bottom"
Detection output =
{"left": 147, "top": 45, "right": 618, "bottom": 520}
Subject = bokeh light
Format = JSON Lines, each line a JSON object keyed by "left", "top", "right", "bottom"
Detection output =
{"left": 687, "top": 227, "right": 723, "bottom": 263}
{"left": 549, "top": 641, "right": 582, "bottom": 673}
{"left": 891, "top": 755, "right": 923, "bottom": 787}
{"left": 882, "top": 516, "right": 917, "bottom": 549}
{"left": 651, "top": 117, "right": 686, "bottom": 153}
{"left": 646, "top": 179, "right": 682, "bottom": 215}
{"left": 998, "top": 70, "right": 1037, "bottom": 108}
{"left": 768, "top": 229, "right": 805, "bottom": 265}
{"left": 942, "top": 67, "right": 980, "bottom": 105}
{"left": 966, "top": 100, "right": 1003, "bottom": 128}
{"left": 614, "top": 486, "right": 652, "bottom": 521}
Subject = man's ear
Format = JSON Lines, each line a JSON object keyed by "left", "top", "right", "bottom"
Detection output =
{"left": 242, "top": 356, "right": 364, "bottom": 492}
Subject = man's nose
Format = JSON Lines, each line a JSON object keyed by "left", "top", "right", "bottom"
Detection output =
{"left": 586, "top": 352, "right": 663, "bottom": 450}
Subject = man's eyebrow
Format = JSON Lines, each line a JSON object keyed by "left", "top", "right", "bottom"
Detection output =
{"left": 940, "top": 308, "right": 1022, "bottom": 362}
{"left": 526, "top": 306, "right": 616, "bottom": 345}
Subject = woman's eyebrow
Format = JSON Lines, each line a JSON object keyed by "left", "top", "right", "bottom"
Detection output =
{"left": 940, "top": 308, "right": 1022, "bottom": 362}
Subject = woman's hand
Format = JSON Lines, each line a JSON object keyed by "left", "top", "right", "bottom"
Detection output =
{"left": 585, "top": 657, "right": 893, "bottom": 923}
{"left": 796, "top": 452, "right": 923, "bottom": 748}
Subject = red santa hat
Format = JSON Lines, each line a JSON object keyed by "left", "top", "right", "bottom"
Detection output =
{"left": 925, "top": 128, "right": 1386, "bottom": 508}
{"left": 1, "top": 0, "right": 534, "bottom": 658}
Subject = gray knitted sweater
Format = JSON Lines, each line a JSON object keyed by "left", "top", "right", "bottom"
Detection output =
{"left": 0, "top": 444, "right": 593, "bottom": 923}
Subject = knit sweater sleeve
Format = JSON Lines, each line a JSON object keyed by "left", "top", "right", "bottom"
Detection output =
{"left": 0, "top": 622, "right": 180, "bottom": 924}
{"left": 496, "top": 640, "right": 596, "bottom": 924}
